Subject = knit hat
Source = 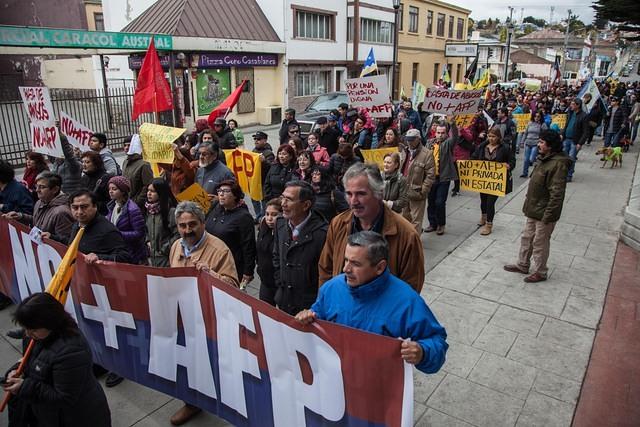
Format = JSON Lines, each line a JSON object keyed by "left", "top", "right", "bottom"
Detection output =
{"left": 108, "top": 175, "right": 130, "bottom": 194}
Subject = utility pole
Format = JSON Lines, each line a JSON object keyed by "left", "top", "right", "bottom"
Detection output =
{"left": 550, "top": 6, "right": 554, "bottom": 25}
{"left": 563, "top": 9, "right": 572, "bottom": 77}
{"left": 504, "top": 7, "right": 515, "bottom": 82}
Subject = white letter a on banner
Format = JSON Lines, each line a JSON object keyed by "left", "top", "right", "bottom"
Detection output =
{"left": 147, "top": 275, "right": 217, "bottom": 398}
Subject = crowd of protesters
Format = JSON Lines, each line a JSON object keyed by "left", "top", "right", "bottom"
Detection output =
{"left": 0, "top": 77, "right": 638, "bottom": 425}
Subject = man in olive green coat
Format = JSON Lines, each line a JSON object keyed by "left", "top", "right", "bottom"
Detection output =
{"left": 504, "top": 129, "right": 570, "bottom": 283}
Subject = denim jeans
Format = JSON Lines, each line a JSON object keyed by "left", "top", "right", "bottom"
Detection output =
{"left": 604, "top": 131, "right": 622, "bottom": 147}
{"left": 522, "top": 145, "right": 538, "bottom": 176}
{"left": 563, "top": 138, "right": 577, "bottom": 178}
{"left": 632, "top": 121, "right": 639, "bottom": 142}
{"left": 427, "top": 179, "right": 451, "bottom": 227}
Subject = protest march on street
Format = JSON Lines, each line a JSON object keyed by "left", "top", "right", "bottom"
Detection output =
{"left": 1, "top": 1, "right": 640, "bottom": 426}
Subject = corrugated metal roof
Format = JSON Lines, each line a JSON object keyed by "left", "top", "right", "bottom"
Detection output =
{"left": 122, "top": 0, "right": 280, "bottom": 42}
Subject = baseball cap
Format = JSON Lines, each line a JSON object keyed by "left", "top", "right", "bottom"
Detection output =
{"left": 252, "top": 131, "right": 268, "bottom": 140}
{"left": 404, "top": 129, "right": 421, "bottom": 139}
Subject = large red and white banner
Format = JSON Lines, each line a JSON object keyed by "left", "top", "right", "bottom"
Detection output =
{"left": 0, "top": 218, "right": 413, "bottom": 426}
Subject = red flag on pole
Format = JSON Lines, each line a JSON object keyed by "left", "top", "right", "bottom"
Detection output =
{"left": 132, "top": 38, "right": 173, "bottom": 121}
{"left": 207, "top": 80, "right": 248, "bottom": 127}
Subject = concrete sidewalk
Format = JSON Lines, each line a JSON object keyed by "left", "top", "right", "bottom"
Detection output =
{"left": 0, "top": 138, "right": 637, "bottom": 426}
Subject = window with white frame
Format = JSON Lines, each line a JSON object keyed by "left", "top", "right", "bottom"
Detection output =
{"left": 352, "top": 18, "right": 395, "bottom": 44}
{"left": 294, "top": 10, "right": 333, "bottom": 40}
{"left": 295, "top": 71, "right": 331, "bottom": 97}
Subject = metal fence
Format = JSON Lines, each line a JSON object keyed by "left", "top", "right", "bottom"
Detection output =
{"left": 0, "top": 87, "right": 159, "bottom": 167}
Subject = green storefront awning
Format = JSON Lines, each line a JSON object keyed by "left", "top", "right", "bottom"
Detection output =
{"left": 0, "top": 25, "right": 172, "bottom": 50}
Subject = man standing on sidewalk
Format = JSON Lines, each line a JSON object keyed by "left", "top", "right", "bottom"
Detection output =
{"left": 562, "top": 98, "right": 589, "bottom": 182}
{"left": 401, "top": 129, "right": 435, "bottom": 233}
{"left": 504, "top": 129, "right": 570, "bottom": 283}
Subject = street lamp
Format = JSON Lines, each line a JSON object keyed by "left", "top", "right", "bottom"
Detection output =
{"left": 503, "top": 19, "right": 514, "bottom": 82}
{"left": 392, "top": 0, "right": 400, "bottom": 100}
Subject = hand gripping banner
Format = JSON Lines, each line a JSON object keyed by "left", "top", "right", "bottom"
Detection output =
{"left": 0, "top": 218, "right": 413, "bottom": 426}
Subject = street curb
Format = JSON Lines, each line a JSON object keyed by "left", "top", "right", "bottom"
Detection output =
{"left": 425, "top": 176, "right": 531, "bottom": 272}
{"left": 621, "top": 146, "right": 640, "bottom": 251}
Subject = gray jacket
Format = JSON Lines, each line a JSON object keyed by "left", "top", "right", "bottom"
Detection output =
{"left": 522, "top": 122, "right": 547, "bottom": 147}
{"left": 99, "top": 148, "right": 120, "bottom": 176}
{"left": 195, "top": 160, "right": 235, "bottom": 194}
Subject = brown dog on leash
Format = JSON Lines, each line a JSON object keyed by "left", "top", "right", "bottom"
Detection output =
{"left": 596, "top": 146, "right": 623, "bottom": 168}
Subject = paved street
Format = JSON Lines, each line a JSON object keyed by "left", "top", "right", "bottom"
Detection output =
{"left": 0, "top": 135, "right": 637, "bottom": 426}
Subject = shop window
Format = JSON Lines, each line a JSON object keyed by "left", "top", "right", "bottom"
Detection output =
{"left": 195, "top": 68, "right": 231, "bottom": 116}
{"left": 295, "top": 71, "right": 330, "bottom": 97}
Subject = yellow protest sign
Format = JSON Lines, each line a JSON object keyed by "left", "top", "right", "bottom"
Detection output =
{"left": 176, "top": 183, "right": 211, "bottom": 213}
{"left": 360, "top": 147, "right": 400, "bottom": 169}
{"left": 453, "top": 114, "right": 476, "bottom": 129}
{"left": 223, "top": 149, "right": 263, "bottom": 200}
{"left": 150, "top": 162, "right": 163, "bottom": 178}
{"left": 551, "top": 113, "right": 567, "bottom": 130}
{"left": 457, "top": 160, "right": 508, "bottom": 197}
{"left": 139, "top": 123, "right": 184, "bottom": 164}
{"left": 512, "top": 114, "right": 530, "bottom": 133}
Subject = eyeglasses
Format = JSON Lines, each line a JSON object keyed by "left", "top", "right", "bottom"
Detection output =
{"left": 216, "top": 188, "right": 232, "bottom": 194}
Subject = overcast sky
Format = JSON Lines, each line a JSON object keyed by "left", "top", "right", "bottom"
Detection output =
{"left": 453, "top": 0, "right": 595, "bottom": 25}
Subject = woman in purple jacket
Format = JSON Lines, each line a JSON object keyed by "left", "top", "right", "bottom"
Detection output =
{"left": 106, "top": 175, "right": 147, "bottom": 264}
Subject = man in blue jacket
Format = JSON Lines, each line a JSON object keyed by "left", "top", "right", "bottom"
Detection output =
{"left": 296, "top": 231, "right": 447, "bottom": 374}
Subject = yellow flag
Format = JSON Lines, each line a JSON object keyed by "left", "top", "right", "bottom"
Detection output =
{"left": 400, "top": 86, "right": 406, "bottom": 100}
{"left": 474, "top": 69, "right": 490, "bottom": 89}
{"left": 176, "top": 183, "right": 212, "bottom": 213}
{"left": 223, "top": 149, "right": 263, "bottom": 201}
{"left": 46, "top": 227, "right": 84, "bottom": 305}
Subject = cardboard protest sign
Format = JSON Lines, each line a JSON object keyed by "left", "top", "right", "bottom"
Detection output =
{"left": 512, "top": 113, "right": 530, "bottom": 133}
{"left": 411, "top": 81, "right": 427, "bottom": 107}
{"left": 345, "top": 75, "right": 393, "bottom": 118}
{"left": 360, "top": 147, "right": 400, "bottom": 169}
{"left": 423, "top": 87, "right": 484, "bottom": 115}
{"left": 551, "top": 113, "right": 567, "bottom": 130}
{"left": 223, "top": 149, "right": 263, "bottom": 200}
{"left": 457, "top": 160, "right": 508, "bottom": 197}
{"left": 0, "top": 217, "right": 414, "bottom": 427}
{"left": 176, "top": 183, "right": 211, "bottom": 213}
{"left": 59, "top": 111, "right": 93, "bottom": 151}
{"left": 139, "top": 123, "right": 184, "bottom": 163}
{"left": 19, "top": 86, "right": 63, "bottom": 157}
{"left": 453, "top": 114, "right": 476, "bottom": 129}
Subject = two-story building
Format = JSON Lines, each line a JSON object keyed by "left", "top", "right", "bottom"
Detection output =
{"left": 258, "top": 0, "right": 395, "bottom": 112}
{"left": 396, "top": 0, "right": 471, "bottom": 98}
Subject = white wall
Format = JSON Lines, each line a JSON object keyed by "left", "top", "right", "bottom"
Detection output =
{"left": 93, "top": 0, "right": 158, "bottom": 89}
{"left": 42, "top": 58, "right": 97, "bottom": 89}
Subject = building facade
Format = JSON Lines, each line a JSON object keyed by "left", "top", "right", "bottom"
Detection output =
{"left": 258, "top": 0, "right": 395, "bottom": 113}
{"left": 396, "top": 0, "right": 471, "bottom": 99}
{"left": 470, "top": 32, "right": 516, "bottom": 82}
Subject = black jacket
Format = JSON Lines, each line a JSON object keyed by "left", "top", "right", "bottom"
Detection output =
{"left": 263, "top": 162, "right": 295, "bottom": 201}
{"left": 80, "top": 169, "right": 112, "bottom": 215}
{"left": 327, "top": 155, "right": 361, "bottom": 190}
{"left": 216, "top": 127, "right": 238, "bottom": 149}
{"left": 279, "top": 118, "right": 299, "bottom": 145}
{"left": 205, "top": 203, "right": 256, "bottom": 279}
{"left": 471, "top": 141, "right": 516, "bottom": 194}
{"left": 256, "top": 223, "right": 276, "bottom": 288}
{"left": 273, "top": 212, "right": 328, "bottom": 315}
{"left": 317, "top": 127, "right": 341, "bottom": 156}
{"left": 69, "top": 214, "right": 131, "bottom": 263}
{"left": 17, "top": 331, "right": 111, "bottom": 427}
{"left": 313, "top": 189, "right": 349, "bottom": 222}
{"left": 604, "top": 106, "right": 627, "bottom": 134}
{"left": 563, "top": 110, "right": 590, "bottom": 145}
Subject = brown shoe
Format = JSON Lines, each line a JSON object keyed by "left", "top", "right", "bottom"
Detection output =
{"left": 170, "top": 404, "right": 202, "bottom": 426}
{"left": 524, "top": 272, "right": 547, "bottom": 283}
{"left": 478, "top": 214, "right": 487, "bottom": 226}
{"left": 503, "top": 264, "right": 529, "bottom": 274}
{"left": 480, "top": 222, "right": 493, "bottom": 236}
{"left": 423, "top": 226, "right": 436, "bottom": 233}
{"left": 436, "top": 225, "right": 445, "bottom": 235}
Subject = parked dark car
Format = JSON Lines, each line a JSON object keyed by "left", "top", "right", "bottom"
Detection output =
{"left": 297, "top": 91, "right": 349, "bottom": 137}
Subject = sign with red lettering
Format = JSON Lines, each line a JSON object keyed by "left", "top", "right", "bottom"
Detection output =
{"left": 0, "top": 217, "right": 414, "bottom": 427}
{"left": 19, "top": 86, "right": 63, "bottom": 157}
{"left": 223, "top": 149, "right": 262, "bottom": 200}
{"left": 423, "top": 87, "right": 484, "bottom": 115}
{"left": 345, "top": 75, "right": 393, "bottom": 118}
{"left": 59, "top": 111, "right": 94, "bottom": 152}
